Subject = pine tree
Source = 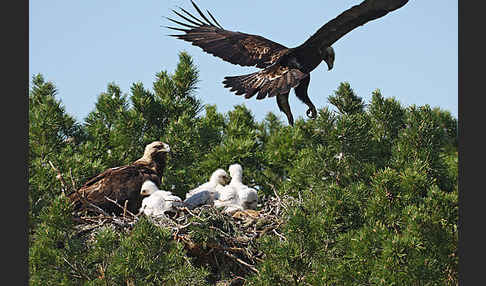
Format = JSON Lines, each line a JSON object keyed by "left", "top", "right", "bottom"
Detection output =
{"left": 29, "top": 53, "right": 458, "bottom": 285}
{"left": 28, "top": 74, "right": 84, "bottom": 230}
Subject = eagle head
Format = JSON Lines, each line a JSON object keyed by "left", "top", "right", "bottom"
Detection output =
{"left": 228, "top": 163, "right": 243, "bottom": 181}
{"left": 136, "top": 141, "right": 171, "bottom": 166}
{"left": 144, "top": 141, "right": 170, "bottom": 156}
{"left": 211, "top": 169, "right": 231, "bottom": 185}
{"left": 140, "top": 180, "right": 159, "bottom": 196}
{"left": 322, "top": 46, "right": 335, "bottom": 71}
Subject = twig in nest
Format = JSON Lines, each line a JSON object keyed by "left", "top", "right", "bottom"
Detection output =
{"left": 62, "top": 256, "right": 91, "bottom": 281}
{"left": 273, "top": 228, "right": 287, "bottom": 241}
{"left": 230, "top": 276, "right": 246, "bottom": 285}
{"left": 123, "top": 200, "right": 128, "bottom": 218}
{"left": 206, "top": 244, "right": 247, "bottom": 254}
{"left": 48, "top": 160, "right": 67, "bottom": 195}
{"left": 223, "top": 251, "right": 259, "bottom": 274}
{"left": 268, "top": 182, "right": 281, "bottom": 204}
{"left": 209, "top": 226, "right": 231, "bottom": 238}
{"left": 69, "top": 168, "right": 77, "bottom": 191}
{"left": 104, "top": 196, "right": 138, "bottom": 218}
{"left": 86, "top": 203, "right": 111, "bottom": 217}
{"left": 258, "top": 225, "right": 278, "bottom": 237}
{"left": 259, "top": 172, "right": 282, "bottom": 202}
{"left": 180, "top": 206, "right": 197, "bottom": 217}
{"left": 253, "top": 257, "right": 265, "bottom": 263}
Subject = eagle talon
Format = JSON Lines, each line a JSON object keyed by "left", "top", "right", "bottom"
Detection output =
{"left": 306, "top": 108, "right": 317, "bottom": 119}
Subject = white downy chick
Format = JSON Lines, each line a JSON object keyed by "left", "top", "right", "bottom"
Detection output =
{"left": 214, "top": 163, "right": 258, "bottom": 214}
{"left": 139, "top": 180, "right": 182, "bottom": 217}
{"left": 183, "top": 169, "right": 229, "bottom": 209}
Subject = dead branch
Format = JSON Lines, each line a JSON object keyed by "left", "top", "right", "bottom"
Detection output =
{"left": 48, "top": 160, "right": 67, "bottom": 195}
{"left": 69, "top": 168, "right": 77, "bottom": 191}
{"left": 62, "top": 256, "right": 91, "bottom": 281}
{"left": 223, "top": 251, "right": 259, "bottom": 274}
{"left": 104, "top": 196, "right": 138, "bottom": 218}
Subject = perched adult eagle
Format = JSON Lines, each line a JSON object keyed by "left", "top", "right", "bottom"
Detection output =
{"left": 68, "top": 141, "right": 170, "bottom": 215}
{"left": 167, "top": 0, "right": 409, "bottom": 125}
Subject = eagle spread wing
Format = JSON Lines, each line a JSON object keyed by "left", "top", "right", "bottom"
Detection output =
{"left": 167, "top": 0, "right": 409, "bottom": 126}
{"left": 295, "top": 0, "right": 409, "bottom": 52}
{"left": 167, "top": 0, "right": 288, "bottom": 69}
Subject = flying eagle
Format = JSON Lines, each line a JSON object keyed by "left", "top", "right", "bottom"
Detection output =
{"left": 68, "top": 141, "right": 171, "bottom": 215}
{"left": 167, "top": 0, "right": 409, "bottom": 125}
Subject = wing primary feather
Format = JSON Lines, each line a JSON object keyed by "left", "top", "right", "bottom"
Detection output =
{"left": 166, "top": 17, "right": 199, "bottom": 29}
{"left": 177, "top": 6, "right": 207, "bottom": 26}
{"left": 166, "top": 26, "right": 189, "bottom": 32}
{"left": 172, "top": 9, "right": 203, "bottom": 27}
{"left": 191, "top": 0, "right": 214, "bottom": 26}
{"left": 206, "top": 9, "right": 224, "bottom": 29}
{"left": 194, "top": 36, "right": 226, "bottom": 43}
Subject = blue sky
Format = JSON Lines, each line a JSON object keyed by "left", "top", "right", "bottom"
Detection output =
{"left": 29, "top": 1, "right": 457, "bottom": 123}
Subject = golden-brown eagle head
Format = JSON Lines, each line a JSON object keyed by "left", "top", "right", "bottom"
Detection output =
{"left": 144, "top": 141, "right": 170, "bottom": 155}
{"left": 322, "top": 46, "right": 335, "bottom": 71}
{"left": 139, "top": 141, "right": 171, "bottom": 163}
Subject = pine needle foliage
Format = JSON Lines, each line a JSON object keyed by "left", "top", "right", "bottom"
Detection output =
{"left": 29, "top": 52, "right": 458, "bottom": 285}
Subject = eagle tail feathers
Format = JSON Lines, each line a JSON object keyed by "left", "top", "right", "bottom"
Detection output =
{"left": 223, "top": 71, "right": 274, "bottom": 99}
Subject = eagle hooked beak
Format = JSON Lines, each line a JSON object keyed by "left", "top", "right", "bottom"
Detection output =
{"left": 158, "top": 143, "right": 171, "bottom": 153}
{"left": 326, "top": 61, "right": 334, "bottom": 71}
{"left": 323, "top": 46, "right": 335, "bottom": 71}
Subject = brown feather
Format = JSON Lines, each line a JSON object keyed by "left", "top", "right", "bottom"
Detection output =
{"left": 167, "top": 2, "right": 288, "bottom": 68}
{"left": 168, "top": 0, "right": 409, "bottom": 125}
{"left": 295, "top": 0, "right": 409, "bottom": 58}
{"left": 68, "top": 141, "right": 170, "bottom": 215}
{"left": 190, "top": 0, "right": 215, "bottom": 26}
{"left": 178, "top": 6, "right": 207, "bottom": 25}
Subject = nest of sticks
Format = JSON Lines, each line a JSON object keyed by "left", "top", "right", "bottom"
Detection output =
{"left": 71, "top": 193, "right": 298, "bottom": 284}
